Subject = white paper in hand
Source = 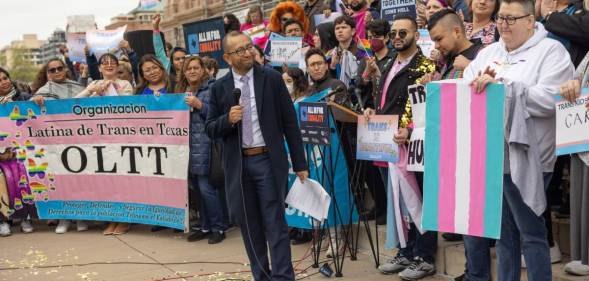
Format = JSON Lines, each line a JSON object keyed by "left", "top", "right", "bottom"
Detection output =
{"left": 285, "top": 178, "right": 331, "bottom": 221}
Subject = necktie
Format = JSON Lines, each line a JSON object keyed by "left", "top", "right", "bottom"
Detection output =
{"left": 240, "top": 75, "right": 254, "bottom": 147}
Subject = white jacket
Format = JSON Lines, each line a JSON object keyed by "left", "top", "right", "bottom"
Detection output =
{"left": 464, "top": 23, "right": 575, "bottom": 172}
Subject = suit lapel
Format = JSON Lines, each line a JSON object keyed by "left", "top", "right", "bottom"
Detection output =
{"left": 222, "top": 71, "right": 236, "bottom": 106}
{"left": 253, "top": 65, "right": 264, "bottom": 117}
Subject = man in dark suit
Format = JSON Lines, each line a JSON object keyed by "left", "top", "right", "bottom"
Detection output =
{"left": 205, "top": 31, "right": 309, "bottom": 281}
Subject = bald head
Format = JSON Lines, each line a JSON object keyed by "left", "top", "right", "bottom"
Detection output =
{"left": 427, "top": 9, "right": 465, "bottom": 35}
{"left": 222, "top": 31, "right": 251, "bottom": 53}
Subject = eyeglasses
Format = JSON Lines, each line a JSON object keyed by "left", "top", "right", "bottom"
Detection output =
{"left": 389, "top": 29, "right": 408, "bottom": 39}
{"left": 286, "top": 27, "right": 302, "bottom": 34}
{"left": 47, "top": 66, "right": 65, "bottom": 74}
{"left": 308, "top": 61, "right": 325, "bottom": 68}
{"left": 495, "top": 14, "right": 530, "bottom": 25}
{"left": 281, "top": 17, "right": 293, "bottom": 23}
{"left": 101, "top": 60, "right": 118, "bottom": 66}
{"left": 226, "top": 44, "right": 254, "bottom": 56}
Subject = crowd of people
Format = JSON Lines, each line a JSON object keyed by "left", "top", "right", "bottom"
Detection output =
{"left": 1, "top": 0, "right": 589, "bottom": 279}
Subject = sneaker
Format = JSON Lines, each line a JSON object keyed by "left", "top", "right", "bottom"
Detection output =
{"left": 20, "top": 220, "right": 34, "bottom": 233}
{"left": 378, "top": 254, "right": 413, "bottom": 274}
{"left": 398, "top": 257, "right": 436, "bottom": 280}
{"left": 550, "top": 243, "right": 562, "bottom": 264}
{"left": 564, "top": 260, "right": 589, "bottom": 276}
{"left": 55, "top": 220, "right": 70, "bottom": 234}
{"left": 0, "top": 222, "right": 11, "bottom": 237}
{"left": 76, "top": 221, "right": 89, "bottom": 232}
{"left": 208, "top": 231, "right": 225, "bottom": 244}
{"left": 187, "top": 229, "right": 210, "bottom": 242}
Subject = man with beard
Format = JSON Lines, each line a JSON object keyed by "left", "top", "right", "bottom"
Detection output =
{"left": 428, "top": 9, "right": 484, "bottom": 79}
{"left": 363, "top": 14, "right": 438, "bottom": 280}
{"left": 343, "top": 0, "right": 380, "bottom": 39}
{"left": 205, "top": 31, "right": 309, "bottom": 281}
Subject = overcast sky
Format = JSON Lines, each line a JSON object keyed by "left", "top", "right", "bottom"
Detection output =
{"left": 0, "top": 0, "right": 141, "bottom": 48}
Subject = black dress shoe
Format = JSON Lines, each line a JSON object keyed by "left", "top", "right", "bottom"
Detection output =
{"left": 376, "top": 214, "right": 387, "bottom": 225}
{"left": 442, "top": 233, "right": 463, "bottom": 241}
{"left": 187, "top": 229, "right": 210, "bottom": 242}
{"left": 208, "top": 231, "right": 225, "bottom": 244}
{"left": 151, "top": 226, "right": 167, "bottom": 232}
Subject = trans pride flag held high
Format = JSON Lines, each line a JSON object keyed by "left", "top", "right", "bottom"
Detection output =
{"left": 422, "top": 81, "right": 505, "bottom": 239}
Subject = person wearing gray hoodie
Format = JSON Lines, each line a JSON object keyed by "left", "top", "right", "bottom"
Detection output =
{"left": 464, "top": 0, "right": 574, "bottom": 279}
{"left": 31, "top": 58, "right": 85, "bottom": 104}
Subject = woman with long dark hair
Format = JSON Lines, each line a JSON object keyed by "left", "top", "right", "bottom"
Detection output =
{"left": 134, "top": 55, "right": 172, "bottom": 95}
{"left": 176, "top": 56, "right": 228, "bottom": 243}
{"left": 31, "top": 58, "right": 85, "bottom": 104}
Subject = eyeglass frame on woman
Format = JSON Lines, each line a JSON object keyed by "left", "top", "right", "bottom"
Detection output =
{"left": 495, "top": 14, "right": 530, "bottom": 25}
{"left": 389, "top": 29, "right": 408, "bottom": 39}
{"left": 226, "top": 44, "right": 255, "bottom": 56}
{"left": 47, "top": 66, "right": 65, "bottom": 74}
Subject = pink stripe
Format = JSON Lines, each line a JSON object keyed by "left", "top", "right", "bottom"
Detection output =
{"left": 47, "top": 174, "right": 187, "bottom": 209}
{"left": 468, "top": 87, "right": 487, "bottom": 236}
{"left": 1, "top": 111, "right": 188, "bottom": 145}
{"left": 438, "top": 83, "right": 457, "bottom": 233}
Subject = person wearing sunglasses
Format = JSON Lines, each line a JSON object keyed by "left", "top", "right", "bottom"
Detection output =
{"left": 76, "top": 54, "right": 133, "bottom": 98}
{"left": 30, "top": 58, "right": 85, "bottom": 105}
{"left": 365, "top": 14, "right": 438, "bottom": 280}
{"left": 464, "top": 0, "right": 575, "bottom": 279}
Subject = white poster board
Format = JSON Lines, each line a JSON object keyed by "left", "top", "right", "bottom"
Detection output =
{"left": 407, "top": 84, "right": 426, "bottom": 171}
{"left": 555, "top": 88, "right": 589, "bottom": 155}
{"left": 66, "top": 33, "right": 87, "bottom": 63}
{"left": 86, "top": 26, "right": 126, "bottom": 59}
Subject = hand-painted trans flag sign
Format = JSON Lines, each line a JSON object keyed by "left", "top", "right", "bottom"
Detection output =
{"left": 0, "top": 95, "right": 189, "bottom": 230}
{"left": 422, "top": 81, "right": 504, "bottom": 239}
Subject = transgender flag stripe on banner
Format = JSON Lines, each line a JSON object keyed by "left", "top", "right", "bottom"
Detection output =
{"left": 423, "top": 81, "right": 504, "bottom": 239}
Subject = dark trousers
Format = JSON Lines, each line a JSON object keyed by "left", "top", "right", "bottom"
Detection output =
{"left": 379, "top": 168, "right": 438, "bottom": 263}
{"left": 240, "top": 153, "right": 294, "bottom": 281}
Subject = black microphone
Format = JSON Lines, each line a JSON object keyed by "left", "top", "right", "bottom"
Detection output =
{"left": 324, "top": 85, "right": 345, "bottom": 100}
{"left": 354, "top": 86, "right": 365, "bottom": 111}
{"left": 233, "top": 88, "right": 241, "bottom": 106}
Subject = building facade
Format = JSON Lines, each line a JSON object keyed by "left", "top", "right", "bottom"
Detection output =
{"left": 0, "top": 34, "right": 45, "bottom": 70}
{"left": 39, "top": 29, "right": 67, "bottom": 65}
{"left": 159, "top": 0, "right": 225, "bottom": 48}
{"left": 106, "top": 2, "right": 165, "bottom": 32}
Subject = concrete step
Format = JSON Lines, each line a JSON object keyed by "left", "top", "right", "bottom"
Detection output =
{"left": 353, "top": 216, "right": 586, "bottom": 281}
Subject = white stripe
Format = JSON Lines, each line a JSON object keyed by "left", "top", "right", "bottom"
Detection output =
{"left": 30, "top": 144, "right": 188, "bottom": 180}
{"left": 454, "top": 83, "right": 471, "bottom": 234}
{"left": 389, "top": 163, "right": 407, "bottom": 248}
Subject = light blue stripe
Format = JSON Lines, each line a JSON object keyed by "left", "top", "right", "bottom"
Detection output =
{"left": 483, "top": 84, "right": 505, "bottom": 239}
{"left": 556, "top": 142, "right": 589, "bottom": 155}
{"left": 36, "top": 200, "right": 185, "bottom": 230}
{"left": 553, "top": 87, "right": 589, "bottom": 102}
{"left": 423, "top": 83, "right": 441, "bottom": 231}
{"left": 0, "top": 95, "right": 189, "bottom": 117}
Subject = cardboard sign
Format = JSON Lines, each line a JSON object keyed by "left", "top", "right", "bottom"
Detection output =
{"left": 66, "top": 33, "right": 87, "bottom": 63}
{"left": 86, "top": 26, "right": 126, "bottom": 59}
{"left": 269, "top": 37, "right": 303, "bottom": 67}
{"left": 356, "top": 115, "right": 399, "bottom": 163}
{"left": 417, "top": 29, "right": 434, "bottom": 58}
{"left": 0, "top": 95, "right": 190, "bottom": 230}
{"left": 555, "top": 88, "right": 589, "bottom": 155}
{"left": 407, "top": 84, "right": 426, "bottom": 171}
{"left": 313, "top": 12, "right": 343, "bottom": 25}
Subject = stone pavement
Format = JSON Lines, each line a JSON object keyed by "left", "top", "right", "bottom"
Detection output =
{"left": 0, "top": 223, "right": 450, "bottom": 281}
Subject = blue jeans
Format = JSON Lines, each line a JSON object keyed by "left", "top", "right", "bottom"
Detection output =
{"left": 193, "top": 174, "right": 228, "bottom": 232}
{"left": 379, "top": 167, "right": 438, "bottom": 263}
{"left": 496, "top": 174, "right": 552, "bottom": 281}
{"left": 463, "top": 235, "right": 492, "bottom": 281}
{"left": 464, "top": 173, "right": 552, "bottom": 281}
